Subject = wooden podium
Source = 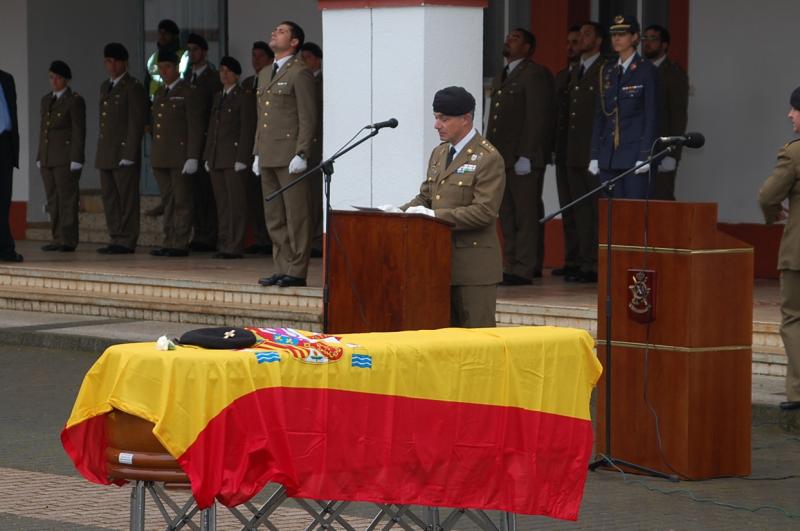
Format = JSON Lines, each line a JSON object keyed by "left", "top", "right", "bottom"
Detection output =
{"left": 325, "top": 210, "right": 452, "bottom": 333}
{"left": 597, "top": 200, "right": 753, "bottom": 479}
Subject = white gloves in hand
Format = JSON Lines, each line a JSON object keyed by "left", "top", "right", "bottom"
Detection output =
{"left": 659, "top": 156, "right": 677, "bottom": 172}
{"left": 377, "top": 204, "right": 402, "bottom": 213}
{"left": 204, "top": 161, "right": 210, "bottom": 172}
{"left": 119, "top": 159, "right": 135, "bottom": 167}
{"left": 588, "top": 160, "right": 599, "bottom": 175}
{"left": 288, "top": 155, "right": 307, "bottom": 174}
{"left": 234, "top": 162, "right": 248, "bottom": 172}
{"left": 36, "top": 160, "right": 40, "bottom": 169}
{"left": 405, "top": 205, "right": 435, "bottom": 217}
{"left": 252, "top": 156, "right": 261, "bottom": 176}
{"left": 182, "top": 159, "right": 198, "bottom": 175}
{"left": 514, "top": 156, "right": 532, "bottom": 175}
{"left": 634, "top": 161, "right": 650, "bottom": 175}
{"left": 70, "top": 161, "right": 83, "bottom": 171}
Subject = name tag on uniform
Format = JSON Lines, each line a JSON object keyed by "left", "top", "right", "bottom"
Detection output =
{"left": 456, "top": 164, "right": 476, "bottom": 174}
{"left": 169, "top": 96, "right": 184, "bottom": 101}
{"left": 277, "top": 81, "right": 288, "bottom": 86}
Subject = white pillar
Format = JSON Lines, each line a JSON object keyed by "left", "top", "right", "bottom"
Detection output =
{"left": 321, "top": 2, "right": 485, "bottom": 210}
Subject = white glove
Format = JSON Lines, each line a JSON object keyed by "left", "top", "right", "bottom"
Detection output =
{"left": 182, "top": 158, "right": 198, "bottom": 175}
{"left": 288, "top": 155, "right": 307, "bottom": 174}
{"left": 659, "top": 156, "right": 677, "bottom": 172}
{"left": 514, "top": 156, "right": 531, "bottom": 175}
{"left": 588, "top": 159, "right": 599, "bottom": 175}
{"left": 204, "top": 161, "right": 210, "bottom": 172}
{"left": 234, "top": 162, "right": 247, "bottom": 172}
{"left": 36, "top": 160, "right": 40, "bottom": 169}
{"left": 70, "top": 161, "right": 83, "bottom": 171}
{"left": 405, "top": 205, "right": 435, "bottom": 217}
{"left": 252, "top": 156, "right": 261, "bottom": 176}
{"left": 377, "top": 204, "right": 402, "bottom": 213}
{"left": 119, "top": 159, "right": 135, "bottom": 167}
{"left": 634, "top": 161, "right": 650, "bottom": 174}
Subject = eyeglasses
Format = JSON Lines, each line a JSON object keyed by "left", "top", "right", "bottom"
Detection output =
{"left": 640, "top": 35, "right": 661, "bottom": 42}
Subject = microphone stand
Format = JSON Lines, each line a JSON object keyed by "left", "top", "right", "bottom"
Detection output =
{"left": 541, "top": 144, "right": 678, "bottom": 480}
{"left": 265, "top": 126, "right": 382, "bottom": 332}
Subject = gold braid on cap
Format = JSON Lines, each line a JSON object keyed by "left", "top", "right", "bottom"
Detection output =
{"left": 598, "top": 62, "right": 620, "bottom": 149}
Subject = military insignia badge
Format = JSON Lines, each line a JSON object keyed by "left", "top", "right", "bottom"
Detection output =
{"left": 615, "top": 15, "right": 625, "bottom": 24}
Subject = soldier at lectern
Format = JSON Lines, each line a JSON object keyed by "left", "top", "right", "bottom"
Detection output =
{"left": 381, "top": 87, "right": 505, "bottom": 328}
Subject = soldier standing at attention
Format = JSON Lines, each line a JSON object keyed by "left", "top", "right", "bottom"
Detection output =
{"left": 589, "top": 15, "right": 658, "bottom": 199}
{"left": 254, "top": 21, "right": 317, "bottom": 288}
{"left": 96, "top": 43, "right": 148, "bottom": 255}
{"left": 300, "top": 41, "right": 324, "bottom": 258}
{"left": 185, "top": 33, "right": 222, "bottom": 252}
{"left": 486, "top": 28, "right": 555, "bottom": 286}
{"left": 149, "top": 50, "right": 204, "bottom": 257}
{"left": 758, "top": 87, "right": 800, "bottom": 412}
{"left": 203, "top": 56, "right": 256, "bottom": 259}
{"left": 36, "top": 60, "right": 85, "bottom": 252}
{"left": 241, "top": 41, "right": 274, "bottom": 255}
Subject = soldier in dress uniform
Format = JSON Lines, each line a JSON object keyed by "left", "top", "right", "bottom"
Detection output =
{"left": 145, "top": 19, "right": 189, "bottom": 100}
{"left": 254, "top": 21, "right": 318, "bottom": 288}
{"left": 202, "top": 56, "right": 256, "bottom": 259}
{"left": 300, "top": 42, "right": 324, "bottom": 258}
{"left": 757, "top": 87, "right": 800, "bottom": 412}
{"left": 398, "top": 86, "right": 505, "bottom": 328}
{"left": 96, "top": 43, "right": 148, "bottom": 254}
{"left": 149, "top": 50, "right": 204, "bottom": 257}
{"left": 36, "top": 60, "right": 85, "bottom": 252}
{"left": 241, "top": 41, "right": 274, "bottom": 255}
{"left": 486, "top": 28, "right": 555, "bottom": 285}
{"left": 643, "top": 24, "right": 689, "bottom": 201}
{"left": 589, "top": 15, "right": 658, "bottom": 199}
{"left": 185, "top": 33, "right": 222, "bottom": 252}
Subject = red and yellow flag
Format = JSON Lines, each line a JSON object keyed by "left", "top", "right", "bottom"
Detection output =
{"left": 62, "top": 326, "right": 600, "bottom": 521}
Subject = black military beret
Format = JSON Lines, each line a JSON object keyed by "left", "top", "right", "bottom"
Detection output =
{"left": 609, "top": 14, "right": 640, "bottom": 34}
{"left": 103, "top": 42, "right": 129, "bottom": 61}
{"left": 187, "top": 33, "right": 209, "bottom": 50}
{"left": 791, "top": 87, "right": 800, "bottom": 111}
{"left": 220, "top": 56, "right": 242, "bottom": 76}
{"left": 433, "top": 86, "right": 476, "bottom": 116}
{"left": 300, "top": 42, "right": 323, "bottom": 59}
{"left": 157, "top": 49, "right": 179, "bottom": 64}
{"left": 49, "top": 60, "right": 72, "bottom": 80}
{"left": 158, "top": 19, "right": 180, "bottom": 35}
{"left": 178, "top": 327, "right": 258, "bottom": 349}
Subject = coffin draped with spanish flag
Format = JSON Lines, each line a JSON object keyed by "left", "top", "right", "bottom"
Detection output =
{"left": 62, "top": 326, "right": 600, "bottom": 521}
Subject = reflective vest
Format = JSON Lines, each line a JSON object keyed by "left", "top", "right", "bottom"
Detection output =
{"left": 146, "top": 48, "right": 190, "bottom": 99}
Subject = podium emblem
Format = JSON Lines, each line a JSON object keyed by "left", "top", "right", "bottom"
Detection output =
{"left": 627, "top": 269, "right": 656, "bottom": 323}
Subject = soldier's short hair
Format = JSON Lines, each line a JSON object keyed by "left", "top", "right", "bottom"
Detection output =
{"left": 568, "top": 24, "right": 582, "bottom": 34}
{"left": 280, "top": 20, "right": 305, "bottom": 51}
{"left": 252, "top": 41, "right": 275, "bottom": 59}
{"left": 581, "top": 21, "right": 606, "bottom": 43}
{"left": 645, "top": 24, "right": 670, "bottom": 44}
{"left": 158, "top": 19, "right": 180, "bottom": 36}
{"left": 513, "top": 28, "right": 536, "bottom": 53}
{"left": 300, "top": 42, "right": 322, "bottom": 59}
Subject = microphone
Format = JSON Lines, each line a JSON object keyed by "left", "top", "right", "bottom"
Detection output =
{"left": 367, "top": 118, "right": 399, "bottom": 130}
{"left": 658, "top": 132, "right": 705, "bottom": 149}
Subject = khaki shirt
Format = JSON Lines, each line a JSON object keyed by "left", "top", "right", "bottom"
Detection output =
{"left": 96, "top": 72, "right": 148, "bottom": 169}
{"left": 150, "top": 80, "right": 205, "bottom": 168}
{"left": 402, "top": 132, "right": 505, "bottom": 286}
{"left": 203, "top": 85, "right": 257, "bottom": 169}
{"left": 759, "top": 139, "right": 800, "bottom": 271}
{"left": 37, "top": 87, "right": 85, "bottom": 167}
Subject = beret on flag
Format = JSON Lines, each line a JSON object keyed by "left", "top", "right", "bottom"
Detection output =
{"left": 158, "top": 19, "right": 180, "bottom": 35}
{"left": 157, "top": 49, "right": 179, "bottom": 64}
{"left": 187, "top": 33, "right": 209, "bottom": 50}
{"left": 791, "top": 87, "right": 800, "bottom": 111}
{"left": 178, "top": 327, "right": 258, "bottom": 350}
{"left": 433, "top": 86, "right": 476, "bottom": 116}
{"left": 220, "top": 56, "right": 242, "bottom": 75}
{"left": 49, "top": 60, "right": 72, "bottom": 80}
{"left": 103, "top": 42, "right": 129, "bottom": 61}
{"left": 609, "top": 14, "right": 640, "bottom": 34}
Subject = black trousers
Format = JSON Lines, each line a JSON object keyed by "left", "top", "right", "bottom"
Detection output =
{"left": 0, "top": 132, "right": 15, "bottom": 255}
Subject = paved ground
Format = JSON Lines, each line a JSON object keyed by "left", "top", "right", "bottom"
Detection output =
{"left": 0, "top": 313, "right": 798, "bottom": 530}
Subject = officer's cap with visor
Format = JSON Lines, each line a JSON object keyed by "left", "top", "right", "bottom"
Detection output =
{"left": 609, "top": 14, "right": 640, "bottom": 35}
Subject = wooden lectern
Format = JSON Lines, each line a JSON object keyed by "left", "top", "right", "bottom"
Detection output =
{"left": 597, "top": 200, "right": 753, "bottom": 479}
{"left": 325, "top": 210, "right": 452, "bottom": 334}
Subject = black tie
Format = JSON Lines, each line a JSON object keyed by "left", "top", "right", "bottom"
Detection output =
{"left": 192, "top": 72, "right": 197, "bottom": 83}
{"left": 446, "top": 146, "right": 456, "bottom": 167}
{"left": 253, "top": 76, "right": 258, "bottom": 90}
{"left": 164, "top": 86, "right": 170, "bottom": 97}
{"left": 578, "top": 64, "right": 585, "bottom": 81}
{"left": 501, "top": 65, "right": 509, "bottom": 82}
{"left": 107, "top": 82, "right": 114, "bottom": 95}
{"left": 272, "top": 62, "right": 279, "bottom": 79}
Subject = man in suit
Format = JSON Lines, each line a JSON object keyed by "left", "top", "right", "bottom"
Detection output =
{"left": 758, "top": 87, "right": 800, "bottom": 412}
{"left": 186, "top": 33, "right": 222, "bottom": 252}
{"left": 36, "top": 60, "right": 86, "bottom": 252}
{"left": 149, "top": 50, "right": 204, "bottom": 257}
{"left": 300, "top": 42, "right": 324, "bottom": 258}
{"left": 241, "top": 41, "right": 274, "bottom": 255}
{"left": 203, "top": 56, "right": 256, "bottom": 259}
{"left": 254, "top": 21, "right": 318, "bottom": 288}
{"left": 643, "top": 24, "right": 689, "bottom": 201}
{"left": 0, "top": 68, "right": 22, "bottom": 262}
{"left": 589, "top": 15, "right": 658, "bottom": 199}
{"left": 486, "top": 28, "right": 555, "bottom": 285}
{"left": 397, "top": 87, "right": 505, "bottom": 328}
{"left": 96, "top": 43, "right": 148, "bottom": 254}
{"left": 552, "top": 25, "right": 582, "bottom": 280}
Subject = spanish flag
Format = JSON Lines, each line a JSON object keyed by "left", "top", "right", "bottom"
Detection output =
{"left": 62, "top": 326, "right": 600, "bottom": 521}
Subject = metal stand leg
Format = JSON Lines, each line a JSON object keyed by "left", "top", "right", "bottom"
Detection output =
{"left": 500, "top": 512, "right": 516, "bottom": 531}
{"left": 425, "top": 507, "right": 441, "bottom": 531}
{"left": 200, "top": 502, "right": 216, "bottom": 531}
{"left": 130, "top": 480, "right": 145, "bottom": 531}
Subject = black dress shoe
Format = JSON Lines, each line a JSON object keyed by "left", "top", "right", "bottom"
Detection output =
{"left": 533, "top": 270, "right": 543, "bottom": 278}
{"left": 59, "top": 245, "right": 76, "bottom": 252}
{"left": 0, "top": 251, "right": 23, "bottom": 262}
{"left": 98, "top": 244, "right": 134, "bottom": 255}
{"left": 144, "top": 204, "right": 164, "bottom": 217}
{"left": 310, "top": 248, "right": 323, "bottom": 258}
{"left": 213, "top": 252, "right": 242, "bottom": 259}
{"left": 277, "top": 275, "right": 307, "bottom": 287}
{"left": 150, "top": 247, "right": 169, "bottom": 256}
{"left": 164, "top": 248, "right": 189, "bottom": 257}
{"left": 565, "top": 270, "right": 582, "bottom": 282}
{"left": 779, "top": 400, "right": 800, "bottom": 411}
{"left": 188, "top": 241, "right": 216, "bottom": 252}
{"left": 245, "top": 244, "right": 272, "bottom": 255}
{"left": 41, "top": 243, "right": 61, "bottom": 251}
{"left": 500, "top": 273, "right": 533, "bottom": 286}
{"left": 579, "top": 270, "right": 598, "bottom": 283}
{"left": 258, "top": 274, "right": 284, "bottom": 286}
{"left": 553, "top": 265, "right": 579, "bottom": 277}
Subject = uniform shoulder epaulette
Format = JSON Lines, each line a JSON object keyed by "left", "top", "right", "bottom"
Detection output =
{"left": 786, "top": 138, "right": 800, "bottom": 147}
{"left": 480, "top": 139, "right": 496, "bottom": 152}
